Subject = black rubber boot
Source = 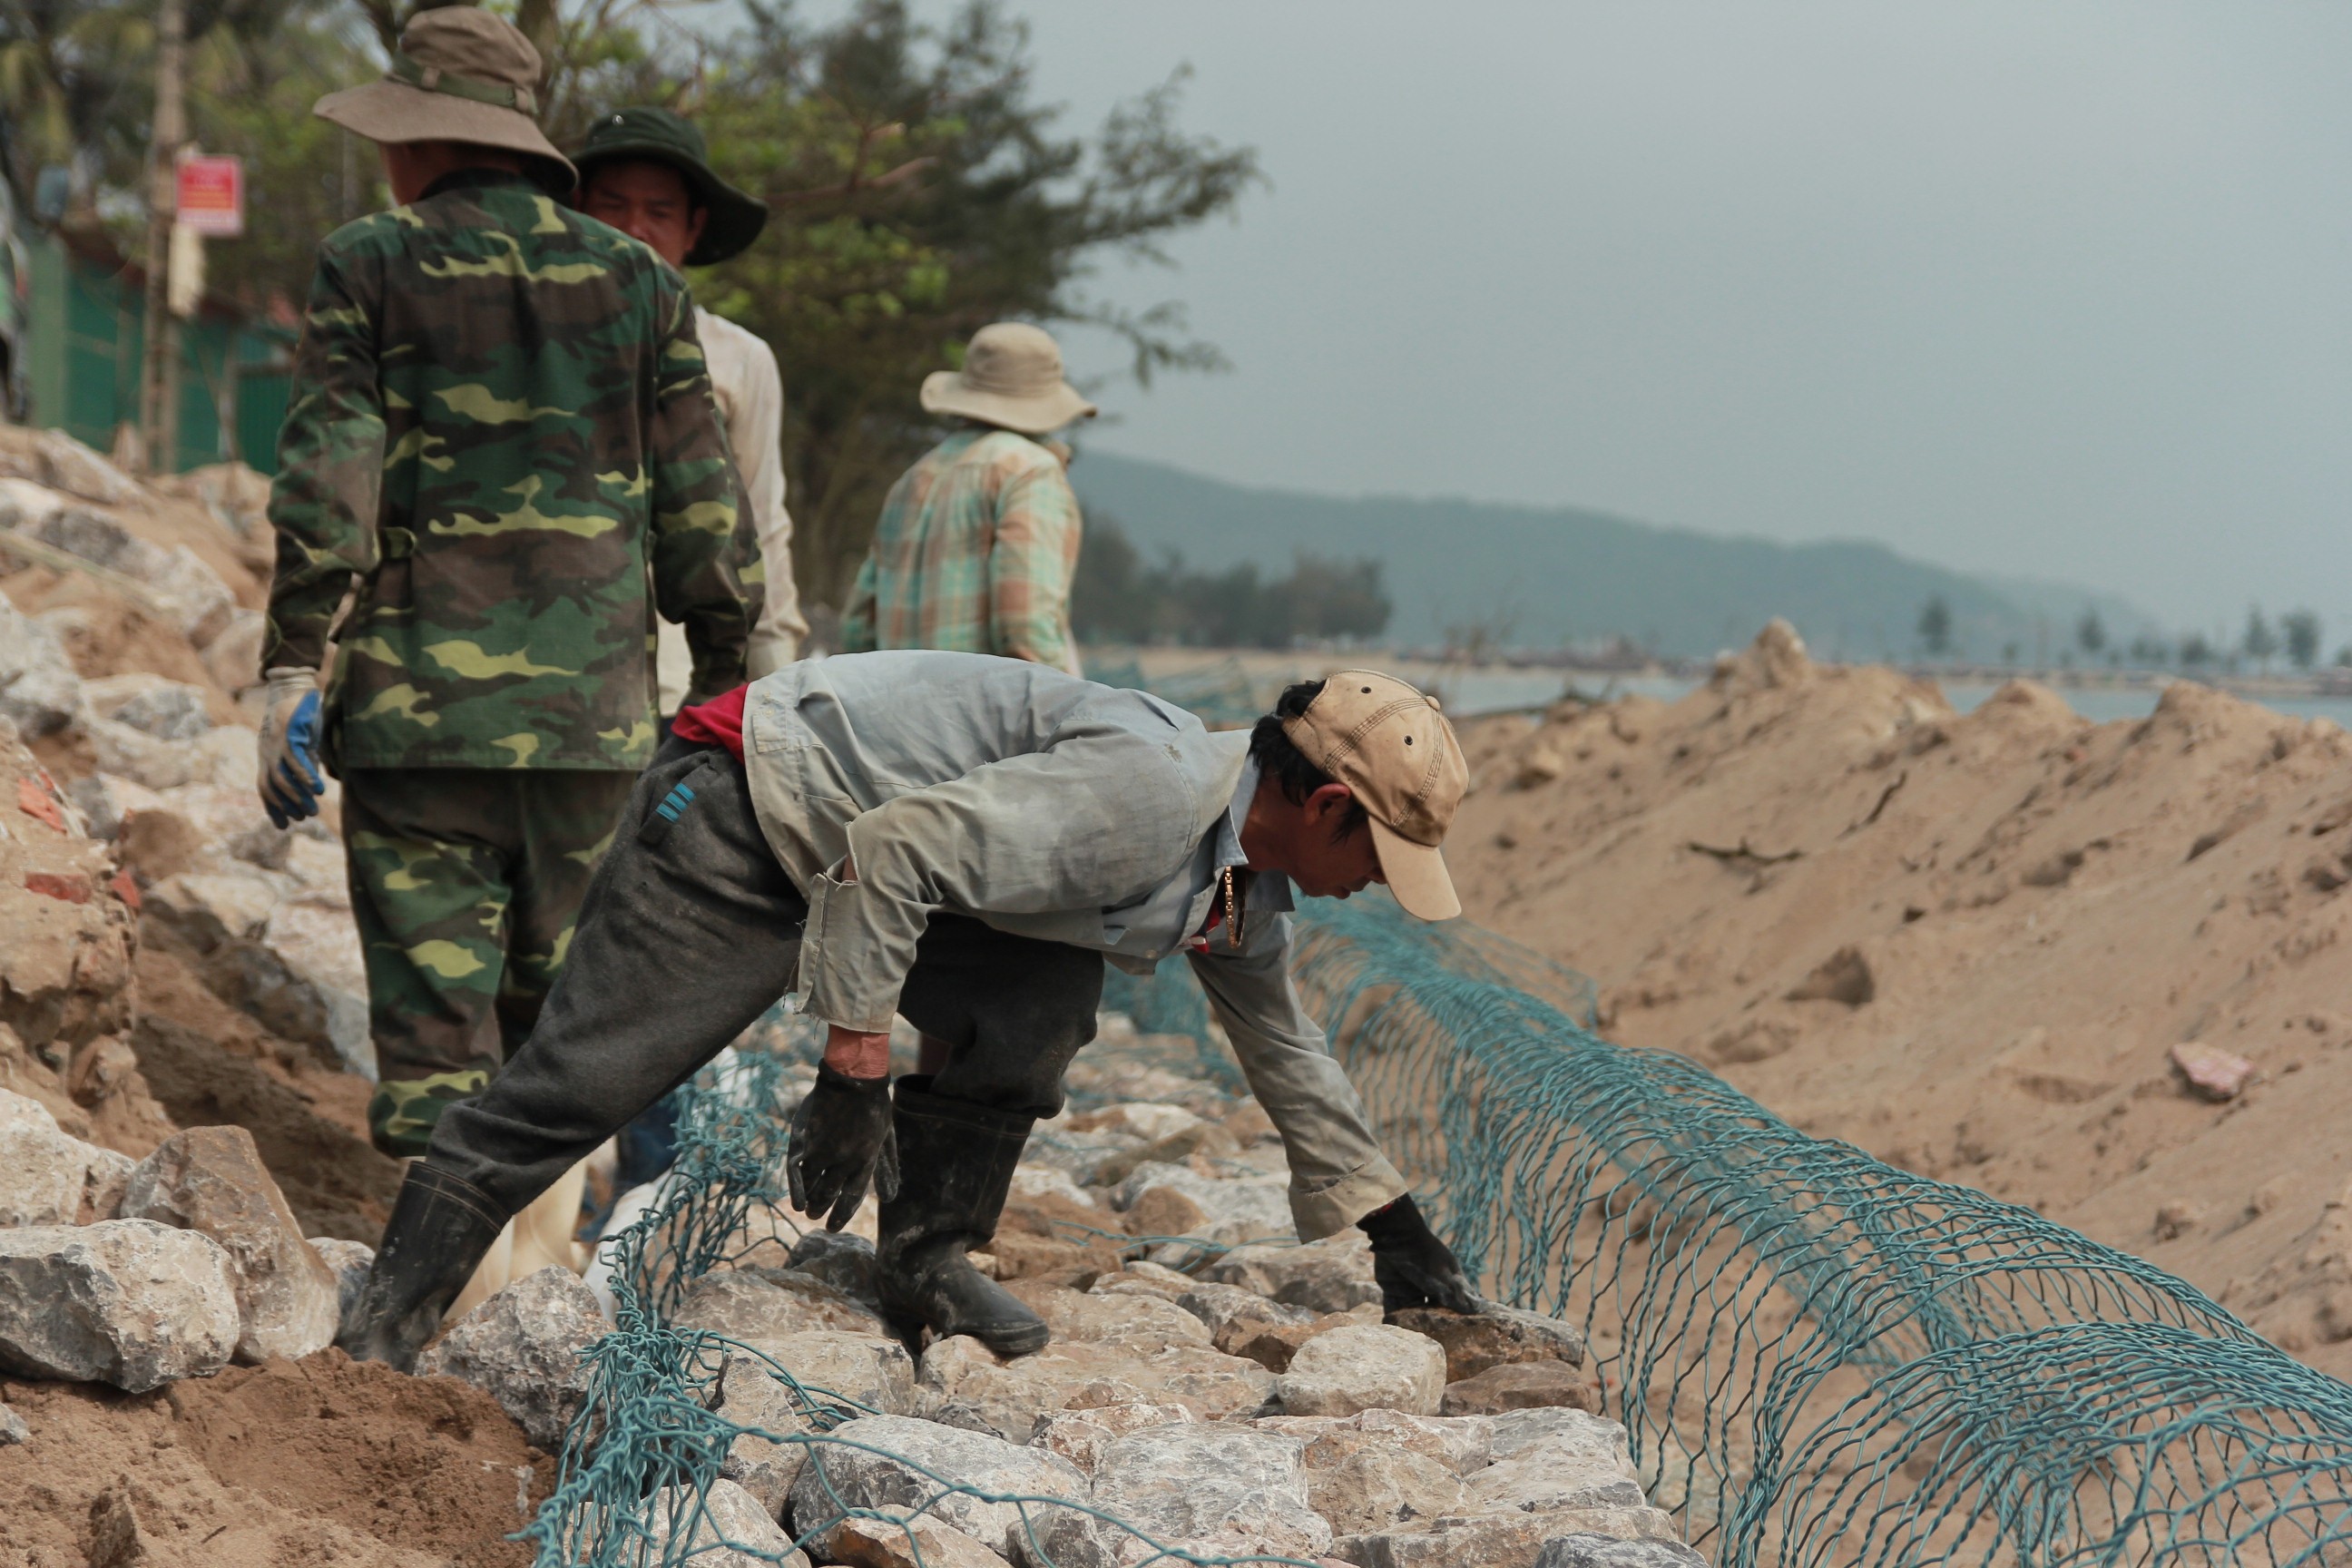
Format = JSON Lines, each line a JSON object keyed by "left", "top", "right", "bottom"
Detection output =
{"left": 338, "top": 1162, "right": 508, "bottom": 1372}
{"left": 876, "top": 1075, "right": 1050, "bottom": 1357}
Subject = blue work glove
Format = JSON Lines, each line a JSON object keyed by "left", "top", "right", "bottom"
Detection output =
{"left": 257, "top": 668, "right": 326, "bottom": 829}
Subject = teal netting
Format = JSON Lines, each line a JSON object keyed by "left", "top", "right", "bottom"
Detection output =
{"left": 534, "top": 899, "right": 2352, "bottom": 1567}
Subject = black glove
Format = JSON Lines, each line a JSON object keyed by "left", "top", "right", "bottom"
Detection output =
{"left": 786, "top": 1064, "right": 900, "bottom": 1230}
{"left": 1358, "top": 1193, "right": 1480, "bottom": 1316}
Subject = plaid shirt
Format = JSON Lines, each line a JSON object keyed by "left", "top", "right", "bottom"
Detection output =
{"left": 838, "top": 428, "right": 1083, "bottom": 673}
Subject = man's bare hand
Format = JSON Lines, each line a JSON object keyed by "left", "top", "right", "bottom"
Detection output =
{"left": 824, "top": 1024, "right": 891, "bottom": 1079}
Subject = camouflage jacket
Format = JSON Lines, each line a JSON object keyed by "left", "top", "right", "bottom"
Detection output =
{"left": 263, "top": 168, "right": 762, "bottom": 771}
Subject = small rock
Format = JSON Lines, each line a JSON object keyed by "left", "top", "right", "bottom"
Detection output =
{"left": 824, "top": 1514, "right": 1006, "bottom": 1568}
{"left": 1534, "top": 1535, "right": 1710, "bottom": 1568}
{"left": 713, "top": 1356, "right": 823, "bottom": 1517}
{"left": 2170, "top": 1042, "right": 2255, "bottom": 1102}
{"left": 916, "top": 1332, "right": 1274, "bottom": 1442}
{"left": 1459, "top": 1424, "right": 1646, "bottom": 1514}
{"left": 787, "top": 1413, "right": 1086, "bottom": 1560}
{"left": 143, "top": 870, "right": 279, "bottom": 951}
{"left": 786, "top": 1228, "right": 881, "bottom": 1306}
{"left": 1256, "top": 1409, "right": 1494, "bottom": 1478}
{"left": 1443, "top": 1361, "right": 1602, "bottom": 1416}
{"left": 309, "top": 1237, "right": 376, "bottom": 1326}
{"left": 744, "top": 1329, "right": 916, "bottom": 1420}
{"left": 1124, "top": 1184, "right": 1210, "bottom": 1239}
{"left": 1114, "top": 1162, "right": 1292, "bottom": 1248}
{"left": 1227, "top": 1310, "right": 1378, "bottom": 1374}
{"left": 80, "top": 1146, "right": 136, "bottom": 1223}
{"left": 0, "top": 593, "right": 85, "bottom": 739}
{"left": 1071, "top": 1102, "right": 1203, "bottom": 1142}
{"left": 1278, "top": 1323, "right": 1447, "bottom": 1417}
{"left": 1017, "top": 1281, "right": 1213, "bottom": 1352}
{"left": 1176, "top": 1279, "right": 1316, "bottom": 1343}
{"left": 1199, "top": 1232, "right": 1383, "bottom": 1314}
{"left": 2152, "top": 1201, "right": 2204, "bottom": 1243}
{"left": 1296, "top": 1435, "right": 1465, "bottom": 1536}
{"left": 1030, "top": 1401, "right": 1198, "bottom": 1474}
{"left": 0, "top": 1402, "right": 26, "bottom": 1445}
{"left": 64, "top": 772, "right": 168, "bottom": 842}
{"left": 1391, "top": 1306, "right": 1585, "bottom": 1381}
{"left": 1342, "top": 1506, "right": 1681, "bottom": 1568}
{"left": 0, "top": 1220, "right": 240, "bottom": 1391}
{"left": 1040, "top": 1423, "right": 1331, "bottom": 1568}
{"left": 122, "top": 1124, "right": 340, "bottom": 1363}
{"left": 672, "top": 1265, "right": 888, "bottom": 1344}
{"left": 0, "top": 1086, "right": 95, "bottom": 1226}
{"left": 1087, "top": 1259, "right": 1197, "bottom": 1302}
{"left": 1785, "top": 946, "right": 1874, "bottom": 1007}
{"left": 91, "top": 679, "right": 213, "bottom": 741}
{"left": 634, "top": 1479, "right": 809, "bottom": 1568}
{"left": 417, "top": 1265, "right": 606, "bottom": 1450}
{"left": 1008, "top": 1162, "right": 1100, "bottom": 1210}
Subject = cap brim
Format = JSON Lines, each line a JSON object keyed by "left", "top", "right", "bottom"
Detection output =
{"left": 315, "top": 82, "right": 576, "bottom": 195}
{"left": 1367, "top": 816, "right": 1461, "bottom": 921}
{"left": 921, "top": 370, "right": 1096, "bottom": 435}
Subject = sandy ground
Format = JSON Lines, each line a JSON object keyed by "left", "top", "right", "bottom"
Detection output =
{"left": 1447, "top": 622, "right": 2352, "bottom": 1377}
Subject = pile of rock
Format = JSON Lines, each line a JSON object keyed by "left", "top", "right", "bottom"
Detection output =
{"left": 407, "top": 1018, "right": 1700, "bottom": 1568}
{"left": 0, "top": 431, "right": 369, "bottom": 1079}
{"left": 0, "top": 1091, "right": 371, "bottom": 1409}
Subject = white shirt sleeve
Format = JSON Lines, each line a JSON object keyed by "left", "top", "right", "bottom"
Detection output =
{"left": 698, "top": 307, "right": 808, "bottom": 673}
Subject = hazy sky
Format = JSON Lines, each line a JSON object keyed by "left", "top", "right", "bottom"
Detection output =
{"left": 869, "top": 4, "right": 2352, "bottom": 634}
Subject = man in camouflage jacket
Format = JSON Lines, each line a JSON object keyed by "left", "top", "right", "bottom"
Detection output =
{"left": 260, "top": 5, "right": 761, "bottom": 1158}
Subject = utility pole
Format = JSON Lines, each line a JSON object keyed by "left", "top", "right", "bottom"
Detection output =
{"left": 138, "top": 0, "right": 187, "bottom": 475}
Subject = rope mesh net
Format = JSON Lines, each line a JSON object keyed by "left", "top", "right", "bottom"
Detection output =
{"left": 529, "top": 901, "right": 2352, "bottom": 1567}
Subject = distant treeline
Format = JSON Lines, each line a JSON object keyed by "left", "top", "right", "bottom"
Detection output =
{"left": 1074, "top": 518, "right": 1391, "bottom": 648}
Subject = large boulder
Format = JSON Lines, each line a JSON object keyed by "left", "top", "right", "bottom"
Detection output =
{"left": 1038, "top": 1423, "right": 1332, "bottom": 1568}
{"left": 309, "top": 1236, "right": 375, "bottom": 1325}
{"left": 0, "top": 1220, "right": 240, "bottom": 1391}
{"left": 1028, "top": 1401, "right": 1198, "bottom": 1475}
{"left": 821, "top": 1514, "right": 1005, "bottom": 1568}
{"left": 1277, "top": 1323, "right": 1447, "bottom": 1418}
{"left": 0, "top": 1086, "right": 96, "bottom": 1225}
{"left": 1443, "top": 1360, "right": 1600, "bottom": 1416}
{"left": 418, "top": 1265, "right": 606, "bottom": 1450}
{"left": 122, "top": 1124, "right": 339, "bottom": 1363}
{"left": 787, "top": 1413, "right": 1086, "bottom": 1560}
{"left": 709, "top": 1333, "right": 917, "bottom": 1517}
{"left": 1113, "top": 1161, "right": 1292, "bottom": 1249}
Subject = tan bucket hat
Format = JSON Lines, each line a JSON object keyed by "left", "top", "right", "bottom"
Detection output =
{"left": 1281, "top": 671, "right": 1468, "bottom": 921}
{"left": 921, "top": 323, "right": 1097, "bottom": 435}
{"left": 313, "top": 7, "right": 575, "bottom": 196}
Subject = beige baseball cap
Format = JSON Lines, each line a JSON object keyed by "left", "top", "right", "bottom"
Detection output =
{"left": 1280, "top": 671, "right": 1467, "bottom": 921}
{"left": 312, "top": 7, "right": 575, "bottom": 196}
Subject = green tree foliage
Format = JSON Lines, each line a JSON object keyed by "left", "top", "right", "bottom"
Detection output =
{"left": 688, "top": 2, "right": 1260, "bottom": 607}
{"left": 1916, "top": 594, "right": 1952, "bottom": 658}
{"left": 2242, "top": 605, "right": 2278, "bottom": 674}
{"left": 2281, "top": 609, "right": 2320, "bottom": 671}
{"left": 2075, "top": 606, "right": 2104, "bottom": 657}
{"left": 14, "top": 0, "right": 1254, "bottom": 616}
{"left": 1073, "top": 516, "right": 1390, "bottom": 649}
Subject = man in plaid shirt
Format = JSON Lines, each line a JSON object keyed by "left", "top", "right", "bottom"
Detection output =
{"left": 839, "top": 323, "right": 1094, "bottom": 673}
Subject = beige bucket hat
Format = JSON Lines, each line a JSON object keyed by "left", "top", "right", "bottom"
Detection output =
{"left": 313, "top": 7, "right": 575, "bottom": 196}
{"left": 1282, "top": 671, "right": 1468, "bottom": 921}
{"left": 921, "top": 323, "right": 1097, "bottom": 435}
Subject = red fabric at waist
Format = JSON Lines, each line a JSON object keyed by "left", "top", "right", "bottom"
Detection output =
{"left": 671, "top": 684, "right": 748, "bottom": 760}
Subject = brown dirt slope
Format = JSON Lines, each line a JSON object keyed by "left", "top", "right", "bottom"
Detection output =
{"left": 1452, "top": 622, "right": 2352, "bottom": 1377}
{"left": 0, "top": 1354, "right": 548, "bottom": 1567}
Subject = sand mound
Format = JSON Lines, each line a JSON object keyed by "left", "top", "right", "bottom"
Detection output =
{"left": 1455, "top": 621, "right": 2352, "bottom": 1374}
{"left": 0, "top": 1352, "right": 547, "bottom": 1566}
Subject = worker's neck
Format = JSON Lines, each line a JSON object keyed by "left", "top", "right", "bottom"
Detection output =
{"left": 1239, "top": 775, "right": 1291, "bottom": 876}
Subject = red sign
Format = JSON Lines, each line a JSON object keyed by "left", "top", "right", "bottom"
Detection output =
{"left": 175, "top": 154, "right": 243, "bottom": 239}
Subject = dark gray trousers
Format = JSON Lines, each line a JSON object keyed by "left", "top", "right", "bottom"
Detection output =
{"left": 428, "top": 740, "right": 1104, "bottom": 1216}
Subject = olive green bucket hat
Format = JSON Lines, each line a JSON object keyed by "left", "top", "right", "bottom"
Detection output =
{"left": 572, "top": 107, "right": 769, "bottom": 266}
{"left": 312, "top": 7, "right": 574, "bottom": 196}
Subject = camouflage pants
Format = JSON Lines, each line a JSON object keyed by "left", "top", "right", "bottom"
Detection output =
{"left": 340, "top": 768, "right": 637, "bottom": 1157}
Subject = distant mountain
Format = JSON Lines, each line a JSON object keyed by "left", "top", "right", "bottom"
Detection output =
{"left": 1069, "top": 452, "right": 2160, "bottom": 661}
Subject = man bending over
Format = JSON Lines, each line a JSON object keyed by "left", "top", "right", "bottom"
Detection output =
{"left": 340, "top": 654, "right": 1482, "bottom": 1367}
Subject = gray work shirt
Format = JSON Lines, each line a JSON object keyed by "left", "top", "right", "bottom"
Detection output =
{"left": 740, "top": 650, "right": 1406, "bottom": 1239}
